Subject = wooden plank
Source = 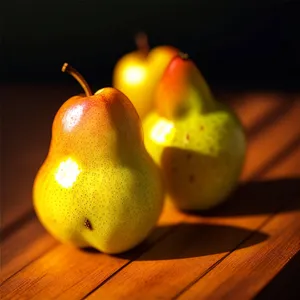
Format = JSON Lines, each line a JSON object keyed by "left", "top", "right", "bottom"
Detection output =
{"left": 241, "top": 99, "right": 300, "bottom": 180}
{"left": 0, "top": 203, "right": 185, "bottom": 300}
{"left": 220, "top": 92, "right": 293, "bottom": 137}
{"left": 83, "top": 106, "right": 300, "bottom": 299}
{"left": 1, "top": 93, "right": 298, "bottom": 299}
{"left": 1, "top": 218, "right": 57, "bottom": 283}
{"left": 174, "top": 146, "right": 300, "bottom": 299}
{"left": 255, "top": 251, "right": 300, "bottom": 300}
{"left": 263, "top": 143, "right": 300, "bottom": 179}
{"left": 178, "top": 207, "right": 300, "bottom": 299}
{"left": 84, "top": 184, "right": 299, "bottom": 299}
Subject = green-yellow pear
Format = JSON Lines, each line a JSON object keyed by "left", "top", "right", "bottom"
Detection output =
{"left": 33, "top": 63, "right": 164, "bottom": 254}
{"left": 113, "top": 32, "right": 179, "bottom": 119}
{"left": 143, "top": 54, "right": 246, "bottom": 211}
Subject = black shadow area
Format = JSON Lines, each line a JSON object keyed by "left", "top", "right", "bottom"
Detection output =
{"left": 186, "top": 178, "right": 300, "bottom": 217}
{"left": 116, "top": 223, "right": 268, "bottom": 261}
{"left": 255, "top": 250, "right": 300, "bottom": 300}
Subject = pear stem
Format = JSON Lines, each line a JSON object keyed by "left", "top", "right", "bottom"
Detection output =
{"left": 62, "top": 63, "right": 93, "bottom": 97}
{"left": 178, "top": 52, "right": 189, "bottom": 60}
{"left": 135, "top": 32, "right": 149, "bottom": 56}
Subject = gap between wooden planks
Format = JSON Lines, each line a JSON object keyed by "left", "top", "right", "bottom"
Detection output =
{"left": 1, "top": 92, "right": 298, "bottom": 296}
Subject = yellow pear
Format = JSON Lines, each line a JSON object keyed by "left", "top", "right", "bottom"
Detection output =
{"left": 33, "top": 63, "right": 164, "bottom": 254}
{"left": 113, "top": 33, "right": 179, "bottom": 119}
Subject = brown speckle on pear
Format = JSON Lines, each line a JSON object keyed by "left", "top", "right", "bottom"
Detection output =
{"left": 84, "top": 218, "right": 93, "bottom": 230}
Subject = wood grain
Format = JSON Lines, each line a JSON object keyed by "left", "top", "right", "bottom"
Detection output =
{"left": 241, "top": 99, "right": 300, "bottom": 180}
{"left": 84, "top": 102, "right": 300, "bottom": 299}
{"left": 1, "top": 218, "right": 57, "bottom": 283}
{"left": 255, "top": 251, "right": 300, "bottom": 300}
{"left": 223, "top": 92, "right": 294, "bottom": 138}
{"left": 175, "top": 148, "right": 300, "bottom": 300}
{"left": 1, "top": 88, "right": 299, "bottom": 300}
{"left": 0, "top": 204, "right": 185, "bottom": 300}
{"left": 85, "top": 176, "right": 300, "bottom": 299}
{"left": 178, "top": 208, "right": 300, "bottom": 299}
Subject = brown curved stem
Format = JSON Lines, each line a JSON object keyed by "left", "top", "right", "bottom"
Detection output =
{"left": 61, "top": 63, "right": 93, "bottom": 97}
{"left": 135, "top": 32, "right": 149, "bottom": 56}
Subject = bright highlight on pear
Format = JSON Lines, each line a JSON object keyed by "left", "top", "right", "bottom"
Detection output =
{"left": 33, "top": 63, "right": 164, "bottom": 254}
{"left": 143, "top": 53, "right": 246, "bottom": 211}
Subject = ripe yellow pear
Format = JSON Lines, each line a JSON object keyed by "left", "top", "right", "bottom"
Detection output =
{"left": 33, "top": 63, "right": 164, "bottom": 254}
{"left": 143, "top": 54, "right": 246, "bottom": 211}
{"left": 113, "top": 33, "right": 179, "bottom": 119}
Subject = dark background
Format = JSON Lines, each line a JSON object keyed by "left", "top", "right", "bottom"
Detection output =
{"left": 1, "top": 0, "right": 300, "bottom": 90}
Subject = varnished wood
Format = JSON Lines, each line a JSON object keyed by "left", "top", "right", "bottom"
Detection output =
{"left": 178, "top": 207, "right": 300, "bottom": 299}
{"left": 1, "top": 86, "right": 300, "bottom": 299}
{"left": 84, "top": 151, "right": 300, "bottom": 299}
{"left": 1, "top": 218, "right": 57, "bottom": 283}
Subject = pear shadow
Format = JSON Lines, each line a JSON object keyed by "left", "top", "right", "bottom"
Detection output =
{"left": 81, "top": 177, "right": 299, "bottom": 260}
{"left": 81, "top": 223, "right": 268, "bottom": 260}
{"left": 81, "top": 247, "right": 100, "bottom": 254}
{"left": 116, "top": 223, "right": 268, "bottom": 261}
{"left": 188, "top": 177, "right": 300, "bottom": 217}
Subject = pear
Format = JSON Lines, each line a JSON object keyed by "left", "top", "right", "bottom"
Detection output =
{"left": 143, "top": 54, "right": 246, "bottom": 211}
{"left": 33, "top": 63, "right": 164, "bottom": 254}
{"left": 113, "top": 33, "right": 179, "bottom": 119}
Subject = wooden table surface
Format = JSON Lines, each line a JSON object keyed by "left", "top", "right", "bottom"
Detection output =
{"left": 1, "top": 85, "right": 300, "bottom": 299}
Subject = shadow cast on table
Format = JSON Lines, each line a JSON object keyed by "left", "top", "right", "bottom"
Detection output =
{"left": 84, "top": 178, "right": 300, "bottom": 260}
{"left": 112, "top": 223, "right": 268, "bottom": 261}
{"left": 186, "top": 177, "right": 300, "bottom": 217}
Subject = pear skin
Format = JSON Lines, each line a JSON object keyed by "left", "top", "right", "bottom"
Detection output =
{"left": 155, "top": 54, "right": 214, "bottom": 119}
{"left": 113, "top": 40, "right": 179, "bottom": 119}
{"left": 143, "top": 55, "right": 246, "bottom": 211}
{"left": 33, "top": 87, "right": 164, "bottom": 254}
{"left": 113, "top": 51, "right": 149, "bottom": 117}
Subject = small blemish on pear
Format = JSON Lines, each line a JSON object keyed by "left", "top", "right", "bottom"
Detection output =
{"left": 84, "top": 218, "right": 93, "bottom": 230}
